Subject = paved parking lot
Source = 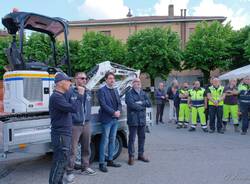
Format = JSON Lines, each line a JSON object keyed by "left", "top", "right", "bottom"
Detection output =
{"left": 1, "top": 118, "right": 250, "bottom": 184}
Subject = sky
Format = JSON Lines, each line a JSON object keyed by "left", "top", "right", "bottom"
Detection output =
{"left": 0, "top": 0, "right": 250, "bottom": 30}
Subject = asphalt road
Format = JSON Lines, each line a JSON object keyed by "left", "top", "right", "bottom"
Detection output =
{"left": 1, "top": 107, "right": 250, "bottom": 184}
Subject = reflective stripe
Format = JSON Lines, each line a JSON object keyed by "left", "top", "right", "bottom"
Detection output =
{"left": 208, "top": 86, "right": 224, "bottom": 106}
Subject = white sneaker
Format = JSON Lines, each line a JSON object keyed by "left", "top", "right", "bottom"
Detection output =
{"left": 82, "top": 168, "right": 97, "bottom": 176}
{"left": 66, "top": 173, "right": 75, "bottom": 183}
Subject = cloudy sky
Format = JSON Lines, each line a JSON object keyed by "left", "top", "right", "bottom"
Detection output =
{"left": 0, "top": 0, "right": 250, "bottom": 30}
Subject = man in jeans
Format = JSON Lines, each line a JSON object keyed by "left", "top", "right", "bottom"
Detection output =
{"left": 125, "top": 78, "right": 152, "bottom": 165}
{"left": 98, "top": 72, "right": 122, "bottom": 172}
{"left": 66, "top": 72, "right": 96, "bottom": 183}
{"left": 49, "top": 72, "right": 84, "bottom": 184}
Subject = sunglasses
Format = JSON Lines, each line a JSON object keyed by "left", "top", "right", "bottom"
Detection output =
{"left": 76, "top": 77, "right": 87, "bottom": 80}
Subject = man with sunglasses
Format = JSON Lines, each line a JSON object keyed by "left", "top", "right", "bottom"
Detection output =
{"left": 66, "top": 72, "right": 96, "bottom": 183}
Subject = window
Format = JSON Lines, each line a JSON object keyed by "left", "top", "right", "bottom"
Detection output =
{"left": 100, "top": 30, "right": 111, "bottom": 36}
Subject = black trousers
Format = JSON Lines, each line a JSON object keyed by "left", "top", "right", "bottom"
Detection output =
{"left": 49, "top": 134, "right": 71, "bottom": 184}
{"left": 156, "top": 103, "right": 165, "bottom": 123}
{"left": 209, "top": 105, "right": 223, "bottom": 131}
{"left": 128, "top": 125, "right": 145, "bottom": 157}
{"left": 241, "top": 102, "right": 250, "bottom": 132}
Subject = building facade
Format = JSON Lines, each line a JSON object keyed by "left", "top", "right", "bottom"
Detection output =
{"left": 61, "top": 5, "right": 226, "bottom": 50}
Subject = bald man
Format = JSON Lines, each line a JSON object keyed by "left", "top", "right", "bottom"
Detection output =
{"left": 207, "top": 78, "right": 226, "bottom": 134}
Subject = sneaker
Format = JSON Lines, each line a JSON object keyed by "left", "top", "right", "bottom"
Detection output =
{"left": 218, "top": 130, "right": 224, "bottom": 134}
{"left": 188, "top": 127, "right": 196, "bottom": 132}
{"left": 107, "top": 161, "right": 121, "bottom": 167}
{"left": 82, "top": 167, "right": 97, "bottom": 176}
{"left": 209, "top": 130, "right": 215, "bottom": 133}
{"left": 202, "top": 128, "right": 208, "bottom": 133}
{"left": 241, "top": 131, "right": 247, "bottom": 135}
{"left": 176, "top": 124, "right": 182, "bottom": 129}
{"left": 66, "top": 173, "right": 75, "bottom": 183}
{"left": 99, "top": 164, "right": 108, "bottom": 173}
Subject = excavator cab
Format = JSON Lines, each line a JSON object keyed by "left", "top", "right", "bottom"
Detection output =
{"left": 2, "top": 12, "right": 71, "bottom": 113}
{"left": 2, "top": 11, "right": 71, "bottom": 75}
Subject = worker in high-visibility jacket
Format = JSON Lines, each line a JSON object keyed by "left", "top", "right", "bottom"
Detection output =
{"left": 222, "top": 79, "right": 239, "bottom": 132}
{"left": 177, "top": 82, "right": 190, "bottom": 129}
{"left": 188, "top": 81, "right": 208, "bottom": 132}
{"left": 207, "top": 78, "right": 226, "bottom": 134}
{"left": 238, "top": 76, "right": 250, "bottom": 135}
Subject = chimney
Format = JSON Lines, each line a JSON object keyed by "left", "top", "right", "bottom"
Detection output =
{"left": 181, "top": 9, "right": 183, "bottom": 17}
{"left": 184, "top": 9, "right": 187, "bottom": 18}
{"left": 168, "top": 4, "right": 174, "bottom": 17}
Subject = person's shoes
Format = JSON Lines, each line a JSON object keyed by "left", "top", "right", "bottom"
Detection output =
{"left": 107, "top": 160, "right": 121, "bottom": 167}
{"left": 160, "top": 121, "right": 164, "bottom": 124}
{"left": 156, "top": 121, "right": 159, "bottom": 125}
{"left": 188, "top": 127, "right": 196, "bottom": 132}
{"left": 99, "top": 164, "right": 108, "bottom": 172}
{"left": 138, "top": 156, "right": 150, "bottom": 163}
{"left": 66, "top": 173, "right": 75, "bottom": 183}
{"left": 183, "top": 124, "right": 188, "bottom": 128}
{"left": 82, "top": 167, "right": 97, "bottom": 176}
{"left": 209, "top": 130, "right": 215, "bottom": 133}
{"left": 146, "top": 126, "right": 150, "bottom": 133}
{"left": 128, "top": 157, "right": 134, "bottom": 166}
{"left": 241, "top": 131, "right": 247, "bottom": 135}
{"left": 202, "top": 128, "right": 209, "bottom": 133}
{"left": 176, "top": 124, "right": 182, "bottom": 129}
{"left": 218, "top": 130, "right": 224, "bottom": 134}
{"left": 234, "top": 125, "right": 240, "bottom": 133}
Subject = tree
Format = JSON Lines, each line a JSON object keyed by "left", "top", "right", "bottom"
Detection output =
{"left": 230, "top": 26, "right": 250, "bottom": 69}
{"left": 76, "top": 31, "right": 126, "bottom": 72}
{"left": 126, "top": 27, "right": 182, "bottom": 83}
{"left": 184, "top": 21, "right": 233, "bottom": 84}
{"left": 24, "top": 32, "right": 52, "bottom": 62}
{"left": 0, "top": 36, "right": 11, "bottom": 79}
{"left": 243, "top": 31, "right": 250, "bottom": 63}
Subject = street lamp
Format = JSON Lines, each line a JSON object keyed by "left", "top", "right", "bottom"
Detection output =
{"left": 127, "top": 8, "right": 133, "bottom": 35}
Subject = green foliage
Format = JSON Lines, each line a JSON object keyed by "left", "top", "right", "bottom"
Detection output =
{"left": 0, "top": 36, "right": 11, "bottom": 79}
{"left": 184, "top": 21, "right": 233, "bottom": 83}
{"left": 230, "top": 26, "right": 250, "bottom": 69}
{"left": 126, "top": 27, "right": 182, "bottom": 81}
{"left": 24, "top": 32, "right": 52, "bottom": 62}
{"left": 77, "top": 31, "right": 126, "bottom": 72}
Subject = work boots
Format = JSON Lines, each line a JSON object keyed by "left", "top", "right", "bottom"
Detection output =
{"left": 128, "top": 156, "right": 134, "bottom": 166}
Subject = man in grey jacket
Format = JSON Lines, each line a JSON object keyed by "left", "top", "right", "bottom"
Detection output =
{"left": 125, "top": 78, "right": 152, "bottom": 166}
{"left": 66, "top": 72, "right": 96, "bottom": 183}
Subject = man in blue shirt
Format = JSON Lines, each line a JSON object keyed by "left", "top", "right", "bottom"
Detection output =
{"left": 49, "top": 72, "right": 84, "bottom": 184}
{"left": 98, "top": 72, "right": 122, "bottom": 172}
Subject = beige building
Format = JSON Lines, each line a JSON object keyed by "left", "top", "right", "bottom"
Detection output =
{"left": 62, "top": 5, "right": 226, "bottom": 49}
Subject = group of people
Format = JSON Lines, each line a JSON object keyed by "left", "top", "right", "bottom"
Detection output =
{"left": 48, "top": 71, "right": 151, "bottom": 184}
{"left": 155, "top": 76, "right": 250, "bottom": 134}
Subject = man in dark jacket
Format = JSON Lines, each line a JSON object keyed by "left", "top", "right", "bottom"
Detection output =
{"left": 155, "top": 82, "right": 166, "bottom": 124}
{"left": 125, "top": 78, "right": 152, "bottom": 166}
{"left": 49, "top": 72, "right": 84, "bottom": 184}
{"left": 98, "top": 72, "right": 122, "bottom": 173}
{"left": 66, "top": 72, "right": 96, "bottom": 183}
